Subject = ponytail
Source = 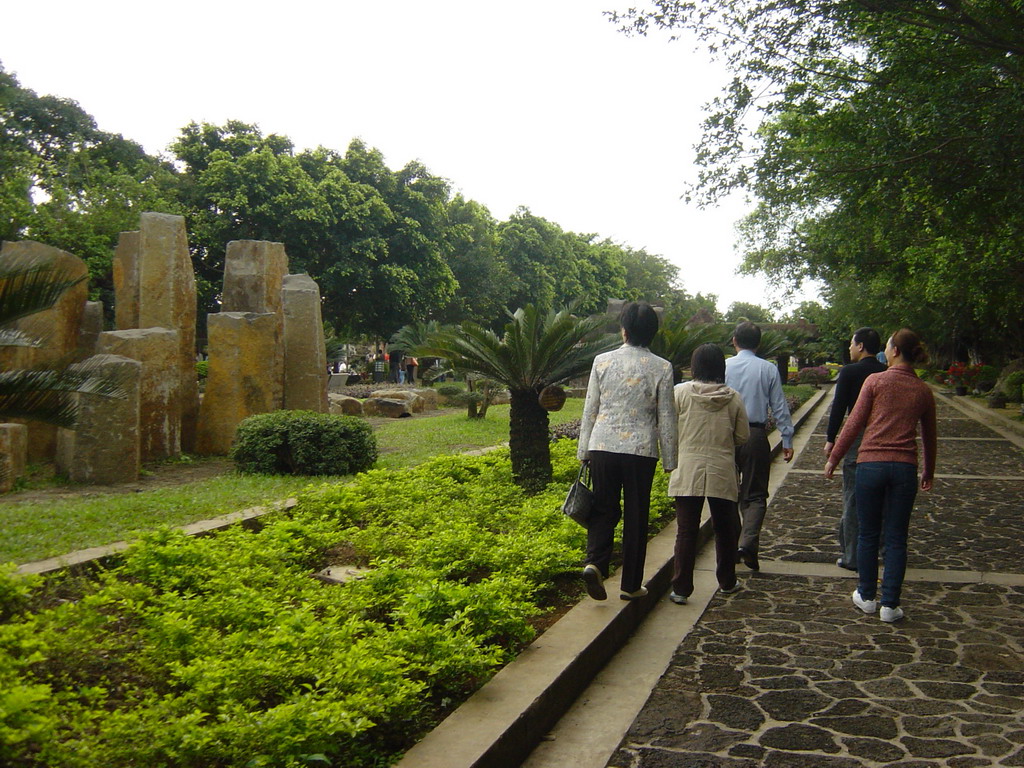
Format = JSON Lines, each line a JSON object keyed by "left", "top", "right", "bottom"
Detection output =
{"left": 891, "top": 328, "right": 928, "bottom": 365}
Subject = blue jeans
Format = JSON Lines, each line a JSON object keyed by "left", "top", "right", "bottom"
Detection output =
{"left": 838, "top": 433, "right": 862, "bottom": 567}
{"left": 855, "top": 461, "right": 918, "bottom": 608}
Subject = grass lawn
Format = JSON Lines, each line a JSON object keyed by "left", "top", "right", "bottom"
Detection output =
{"left": 0, "top": 473, "right": 318, "bottom": 565}
{"left": 373, "top": 397, "right": 584, "bottom": 469}
{"left": 0, "top": 398, "right": 585, "bottom": 566}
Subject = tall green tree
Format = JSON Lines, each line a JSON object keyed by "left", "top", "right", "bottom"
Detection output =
{"left": 615, "top": 246, "right": 681, "bottom": 304}
{"left": 421, "top": 305, "right": 618, "bottom": 492}
{"left": 725, "top": 301, "right": 773, "bottom": 324}
{"left": 615, "top": 1, "right": 1024, "bottom": 362}
{"left": 495, "top": 209, "right": 563, "bottom": 312}
{"left": 437, "top": 196, "right": 512, "bottom": 327}
{"left": 1, "top": 64, "right": 180, "bottom": 310}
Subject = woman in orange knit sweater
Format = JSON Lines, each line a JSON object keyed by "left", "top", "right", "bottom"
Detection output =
{"left": 824, "top": 328, "right": 937, "bottom": 623}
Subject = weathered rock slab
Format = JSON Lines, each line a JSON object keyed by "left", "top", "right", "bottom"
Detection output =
{"left": 97, "top": 328, "right": 180, "bottom": 460}
{"left": 328, "top": 394, "right": 364, "bottom": 416}
{"left": 55, "top": 355, "right": 141, "bottom": 484}
{"left": 0, "top": 423, "right": 28, "bottom": 493}
{"left": 282, "top": 273, "right": 328, "bottom": 412}
{"left": 195, "top": 312, "right": 281, "bottom": 455}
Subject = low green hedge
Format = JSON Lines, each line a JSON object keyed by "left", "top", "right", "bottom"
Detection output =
{"left": 231, "top": 410, "right": 378, "bottom": 476}
{"left": 0, "top": 440, "right": 672, "bottom": 767}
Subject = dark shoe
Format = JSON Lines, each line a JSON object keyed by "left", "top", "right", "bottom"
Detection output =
{"left": 737, "top": 547, "right": 760, "bottom": 571}
{"left": 836, "top": 558, "right": 857, "bottom": 571}
{"left": 582, "top": 564, "right": 607, "bottom": 601}
{"left": 620, "top": 586, "right": 648, "bottom": 600}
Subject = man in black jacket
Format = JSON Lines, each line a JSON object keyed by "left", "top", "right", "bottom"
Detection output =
{"left": 823, "top": 327, "right": 887, "bottom": 570}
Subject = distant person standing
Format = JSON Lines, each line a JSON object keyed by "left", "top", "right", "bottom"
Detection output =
{"left": 725, "top": 322, "right": 794, "bottom": 572}
{"left": 577, "top": 302, "right": 677, "bottom": 601}
{"left": 372, "top": 349, "right": 386, "bottom": 383}
{"left": 824, "top": 327, "right": 887, "bottom": 571}
{"left": 389, "top": 349, "right": 403, "bottom": 384}
{"left": 406, "top": 355, "right": 417, "bottom": 385}
{"left": 826, "top": 328, "right": 937, "bottom": 622}
{"left": 668, "top": 343, "right": 748, "bottom": 605}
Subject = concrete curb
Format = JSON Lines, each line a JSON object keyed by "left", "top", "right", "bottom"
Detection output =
{"left": 933, "top": 384, "right": 1024, "bottom": 447}
{"left": 395, "top": 388, "right": 829, "bottom": 768}
{"left": 16, "top": 498, "right": 299, "bottom": 576}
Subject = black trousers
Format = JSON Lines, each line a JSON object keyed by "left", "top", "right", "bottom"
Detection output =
{"left": 672, "top": 496, "right": 739, "bottom": 597}
{"left": 735, "top": 426, "right": 771, "bottom": 554}
{"left": 585, "top": 451, "right": 658, "bottom": 593}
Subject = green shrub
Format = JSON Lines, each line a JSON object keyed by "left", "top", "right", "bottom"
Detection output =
{"left": 976, "top": 364, "right": 999, "bottom": 385}
{"left": 2, "top": 440, "right": 646, "bottom": 767}
{"left": 231, "top": 410, "right": 377, "bottom": 476}
{"left": 1003, "top": 371, "right": 1024, "bottom": 402}
{"left": 194, "top": 360, "right": 209, "bottom": 381}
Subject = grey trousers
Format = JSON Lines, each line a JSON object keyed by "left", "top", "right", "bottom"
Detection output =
{"left": 736, "top": 426, "right": 771, "bottom": 554}
{"left": 838, "top": 433, "right": 862, "bottom": 567}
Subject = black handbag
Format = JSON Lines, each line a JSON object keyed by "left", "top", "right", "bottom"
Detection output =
{"left": 562, "top": 463, "right": 595, "bottom": 527}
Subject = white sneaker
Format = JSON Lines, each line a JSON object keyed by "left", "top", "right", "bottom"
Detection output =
{"left": 852, "top": 589, "right": 878, "bottom": 614}
{"left": 620, "top": 586, "right": 648, "bottom": 600}
{"left": 669, "top": 591, "right": 687, "bottom": 605}
{"left": 880, "top": 606, "right": 905, "bottom": 622}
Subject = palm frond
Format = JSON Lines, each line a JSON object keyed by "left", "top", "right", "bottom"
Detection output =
{"left": 420, "top": 304, "right": 617, "bottom": 390}
{"left": 651, "top": 320, "right": 730, "bottom": 374}
{"left": 0, "top": 328, "right": 40, "bottom": 348}
{"left": 0, "top": 256, "right": 87, "bottom": 328}
{"left": 390, "top": 320, "right": 449, "bottom": 355}
{"left": 0, "top": 363, "right": 131, "bottom": 428}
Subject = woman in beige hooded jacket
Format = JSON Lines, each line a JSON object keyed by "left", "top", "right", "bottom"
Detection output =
{"left": 668, "top": 343, "right": 749, "bottom": 604}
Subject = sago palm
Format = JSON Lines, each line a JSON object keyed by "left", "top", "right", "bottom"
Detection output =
{"left": 650, "top": 318, "right": 730, "bottom": 382}
{"left": 421, "top": 305, "right": 618, "bottom": 492}
{"left": 0, "top": 252, "right": 126, "bottom": 427}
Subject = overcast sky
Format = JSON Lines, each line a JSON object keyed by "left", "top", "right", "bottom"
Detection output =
{"left": 2, "top": 0, "right": 820, "bottom": 314}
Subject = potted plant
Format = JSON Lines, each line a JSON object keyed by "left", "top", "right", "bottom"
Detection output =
{"left": 946, "top": 362, "right": 974, "bottom": 395}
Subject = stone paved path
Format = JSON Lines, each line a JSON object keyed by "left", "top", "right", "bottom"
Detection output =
{"left": 607, "top": 391, "right": 1024, "bottom": 768}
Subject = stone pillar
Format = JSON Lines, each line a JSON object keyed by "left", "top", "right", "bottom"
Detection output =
{"left": 222, "top": 240, "right": 289, "bottom": 315}
{"left": 96, "top": 328, "right": 180, "bottom": 461}
{"left": 222, "top": 240, "right": 288, "bottom": 409}
{"left": 0, "top": 423, "right": 28, "bottom": 494}
{"left": 0, "top": 241, "right": 89, "bottom": 462}
{"left": 112, "top": 230, "right": 140, "bottom": 330}
{"left": 56, "top": 355, "right": 141, "bottom": 484}
{"left": 77, "top": 300, "right": 104, "bottom": 361}
{"left": 136, "top": 213, "right": 199, "bottom": 452}
{"left": 282, "top": 273, "right": 329, "bottom": 412}
{"left": 195, "top": 312, "right": 280, "bottom": 455}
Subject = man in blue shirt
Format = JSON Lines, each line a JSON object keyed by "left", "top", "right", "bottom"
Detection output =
{"left": 725, "top": 322, "right": 794, "bottom": 571}
{"left": 824, "top": 326, "right": 887, "bottom": 570}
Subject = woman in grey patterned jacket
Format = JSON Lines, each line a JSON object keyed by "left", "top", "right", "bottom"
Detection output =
{"left": 577, "top": 302, "right": 678, "bottom": 601}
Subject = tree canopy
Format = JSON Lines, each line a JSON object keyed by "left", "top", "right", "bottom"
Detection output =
{"left": 615, "top": 1, "right": 1024, "bottom": 362}
{"left": 2, "top": 62, "right": 707, "bottom": 342}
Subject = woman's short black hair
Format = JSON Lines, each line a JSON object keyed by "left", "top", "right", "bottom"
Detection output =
{"left": 690, "top": 342, "right": 726, "bottom": 383}
{"left": 620, "top": 301, "right": 659, "bottom": 347}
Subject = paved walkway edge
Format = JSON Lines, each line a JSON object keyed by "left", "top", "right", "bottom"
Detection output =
{"left": 395, "top": 388, "right": 829, "bottom": 768}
